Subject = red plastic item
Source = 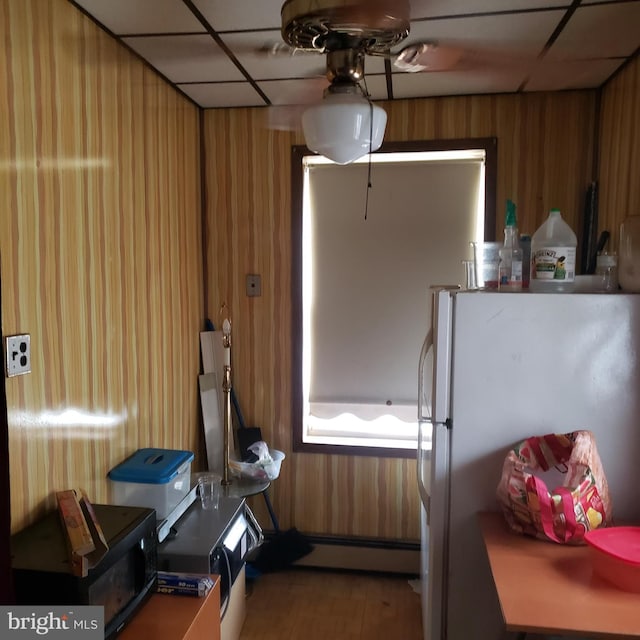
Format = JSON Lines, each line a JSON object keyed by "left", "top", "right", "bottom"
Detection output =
{"left": 585, "top": 527, "right": 640, "bottom": 592}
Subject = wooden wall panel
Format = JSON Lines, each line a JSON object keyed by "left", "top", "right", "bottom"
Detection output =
{"left": 1, "top": 0, "right": 203, "bottom": 531}
{"left": 383, "top": 92, "right": 597, "bottom": 238}
{"left": 598, "top": 56, "right": 640, "bottom": 248}
{"left": 203, "top": 91, "right": 598, "bottom": 541}
{"left": 6, "top": 0, "right": 634, "bottom": 544}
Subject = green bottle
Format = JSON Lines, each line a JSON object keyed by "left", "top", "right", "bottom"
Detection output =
{"left": 499, "top": 200, "right": 523, "bottom": 291}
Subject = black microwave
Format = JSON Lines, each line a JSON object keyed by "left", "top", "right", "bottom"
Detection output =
{"left": 11, "top": 504, "right": 157, "bottom": 639}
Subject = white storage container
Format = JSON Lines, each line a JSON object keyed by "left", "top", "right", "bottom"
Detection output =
{"left": 108, "top": 448, "right": 194, "bottom": 520}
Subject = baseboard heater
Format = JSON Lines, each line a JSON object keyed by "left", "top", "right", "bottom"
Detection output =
{"left": 273, "top": 532, "right": 420, "bottom": 574}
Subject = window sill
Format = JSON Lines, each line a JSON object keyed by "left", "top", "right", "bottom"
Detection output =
{"left": 293, "top": 437, "right": 419, "bottom": 459}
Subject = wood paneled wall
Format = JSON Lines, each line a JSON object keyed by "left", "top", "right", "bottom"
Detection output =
{"left": 4, "top": 0, "right": 636, "bottom": 543}
{"left": 203, "top": 90, "right": 598, "bottom": 540}
{"left": 598, "top": 55, "right": 640, "bottom": 246}
{"left": 1, "top": 0, "right": 204, "bottom": 531}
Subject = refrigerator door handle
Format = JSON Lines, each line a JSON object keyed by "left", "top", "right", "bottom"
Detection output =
{"left": 417, "top": 329, "right": 433, "bottom": 521}
{"left": 432, "top": 289, "right": 454, "bottom": 425}
{"left": 418, "top": 328, "right": 433, "bottom": 424}
{"left": 417, "top": 420, "right": 431, "bottom": 520}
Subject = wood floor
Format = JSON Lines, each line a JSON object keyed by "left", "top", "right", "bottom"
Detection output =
{"left": 239, "top": 568, "right": 423, "bottom": 640}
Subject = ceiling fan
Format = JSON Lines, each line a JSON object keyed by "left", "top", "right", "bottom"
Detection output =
{"left": 273, "top": 0, "right": 471, "bottom": 163}
{"left": 279, "top": 0, "right": 466, "bottom": 72}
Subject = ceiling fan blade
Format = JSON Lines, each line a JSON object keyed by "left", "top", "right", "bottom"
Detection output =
{"left": 264, "top": 75, "right": 328, "bottom": 131}
{"left": 394, "top": 42, "right": 465, "bottom": 72}
{"left": 393, "top": 40, "right": 539, "bottom": 74}
{"left": 265, "top": 104, "right": 306, "bottom": 131}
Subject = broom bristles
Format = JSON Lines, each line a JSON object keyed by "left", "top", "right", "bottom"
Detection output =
{"left": 252, "top": 527, "right": 314, "bottom": 573}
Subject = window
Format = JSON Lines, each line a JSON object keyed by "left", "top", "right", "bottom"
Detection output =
{"left": 291, "top": 139, "right": 497, "bottom": 457}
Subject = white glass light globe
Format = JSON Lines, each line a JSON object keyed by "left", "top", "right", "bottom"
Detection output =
{"left": 302, "top": 91, "right": 387, "bottom": 165}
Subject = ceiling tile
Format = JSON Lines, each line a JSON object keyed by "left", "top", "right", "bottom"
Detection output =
{"left": 73, "top": 0, "right": 205, "bottom": 34}
{"left": 409, "top": 0, "right": 570, "bottom": 19}
{"left": 363, "top": 54, "right": 388, "bottom": 76}
{"left": 221, "top": 31, "right": 326, "bottom": 80}
{"left": 257, "top": 78, "right": 328, "bottom": 106}
{"left": 191, "top": 0, "right": 283, "bottom": 32}
{"left": 546, "top": 3, "right": 640, "bottom": 60}
{"left": 525, "top": 58, "right": 627, "bottom": 92}
{"left": 122, "top": 35, "right": 244, "bottom": 83}
{"left": 391, "top": 68, "right": 526, "bottom": 98}
{"left": 395, "top": 11, "right": 564, "bottom": 59}
{"left": 177, "top": 81, "right": 266, "bottom": 108}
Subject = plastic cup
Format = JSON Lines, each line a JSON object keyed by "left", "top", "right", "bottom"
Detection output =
{"left": 197, "top": 473, "right": 221, "bottom": 510}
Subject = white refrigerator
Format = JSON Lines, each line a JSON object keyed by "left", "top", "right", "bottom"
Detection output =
{"left": 417, "top": 288, "right": 640, "bottom": 640}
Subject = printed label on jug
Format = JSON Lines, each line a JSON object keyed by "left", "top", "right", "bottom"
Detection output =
{"left": 532, "top": 247, "right": 576, "bottom": 281}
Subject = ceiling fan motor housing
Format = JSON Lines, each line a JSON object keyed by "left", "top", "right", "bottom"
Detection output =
{"left": 281, "top": 0, "right": 410, "bottom": 54}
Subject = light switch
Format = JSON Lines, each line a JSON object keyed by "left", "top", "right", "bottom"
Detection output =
{"left": 246, "top": 274, "right": 262, "bottom": 297}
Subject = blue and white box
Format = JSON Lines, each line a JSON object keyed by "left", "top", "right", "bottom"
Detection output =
{"left": 108, "top": 448, "right": 194, "bottom": 520}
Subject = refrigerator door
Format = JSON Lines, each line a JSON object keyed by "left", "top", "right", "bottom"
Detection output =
{"left": 418, "top": 289, "right": 456, "bottom": 640}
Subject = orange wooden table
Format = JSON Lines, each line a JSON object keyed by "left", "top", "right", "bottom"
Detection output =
{"left": 478, "top": 512, "right": 640, "bottom": 639}
{"left": 118, "top": 576, "right": 221, "bottom": 640}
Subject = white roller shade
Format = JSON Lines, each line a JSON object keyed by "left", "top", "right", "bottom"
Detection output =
{"left": 305, "top": 157, "right": 483, "bottom": 421}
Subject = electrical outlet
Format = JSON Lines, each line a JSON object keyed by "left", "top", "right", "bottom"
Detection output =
{"left": 6, "top": 334, "right": 31, "bottom": 377}
{"left": 246, "top": 274, "right": 262, "bottom": 297}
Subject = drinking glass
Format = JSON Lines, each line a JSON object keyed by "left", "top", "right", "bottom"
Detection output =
{"left": 197, "top": 473, "right": 221, "bottom": 510}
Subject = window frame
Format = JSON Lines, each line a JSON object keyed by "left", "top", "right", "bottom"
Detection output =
{"left": 291, "top": 138, "right": 497, "bottom": 458}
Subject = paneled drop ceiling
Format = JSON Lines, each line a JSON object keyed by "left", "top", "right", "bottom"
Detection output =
{"left": 69, "top": 0, "right": 640, "bottom": 109}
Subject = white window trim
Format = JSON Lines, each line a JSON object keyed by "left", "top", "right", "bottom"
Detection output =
{"left": 299, "top": 148, "right": 488, "bottom": 452}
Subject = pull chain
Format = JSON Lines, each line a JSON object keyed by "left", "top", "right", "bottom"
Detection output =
{"left": 363, "top": 80, "right": 374, "bottom": 221}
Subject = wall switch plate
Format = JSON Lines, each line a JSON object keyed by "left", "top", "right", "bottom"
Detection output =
{"left": 246, "top": 274, "right": 262, "bottom": 297}
{"left": 6, "top": 334, "right": 31, "bottom": 377}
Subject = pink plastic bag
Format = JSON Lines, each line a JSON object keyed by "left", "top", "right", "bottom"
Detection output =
{"left": 496, "top": 430, "right": 612, "bottom": 544}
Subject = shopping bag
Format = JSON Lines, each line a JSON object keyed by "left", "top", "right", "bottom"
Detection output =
{"left": 496, "top": 430, "right": 611, "bottom": 544}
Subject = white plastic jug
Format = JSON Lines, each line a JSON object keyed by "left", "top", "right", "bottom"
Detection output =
{"left": 530, "top": 209, "right": 577, "bottom": 293}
